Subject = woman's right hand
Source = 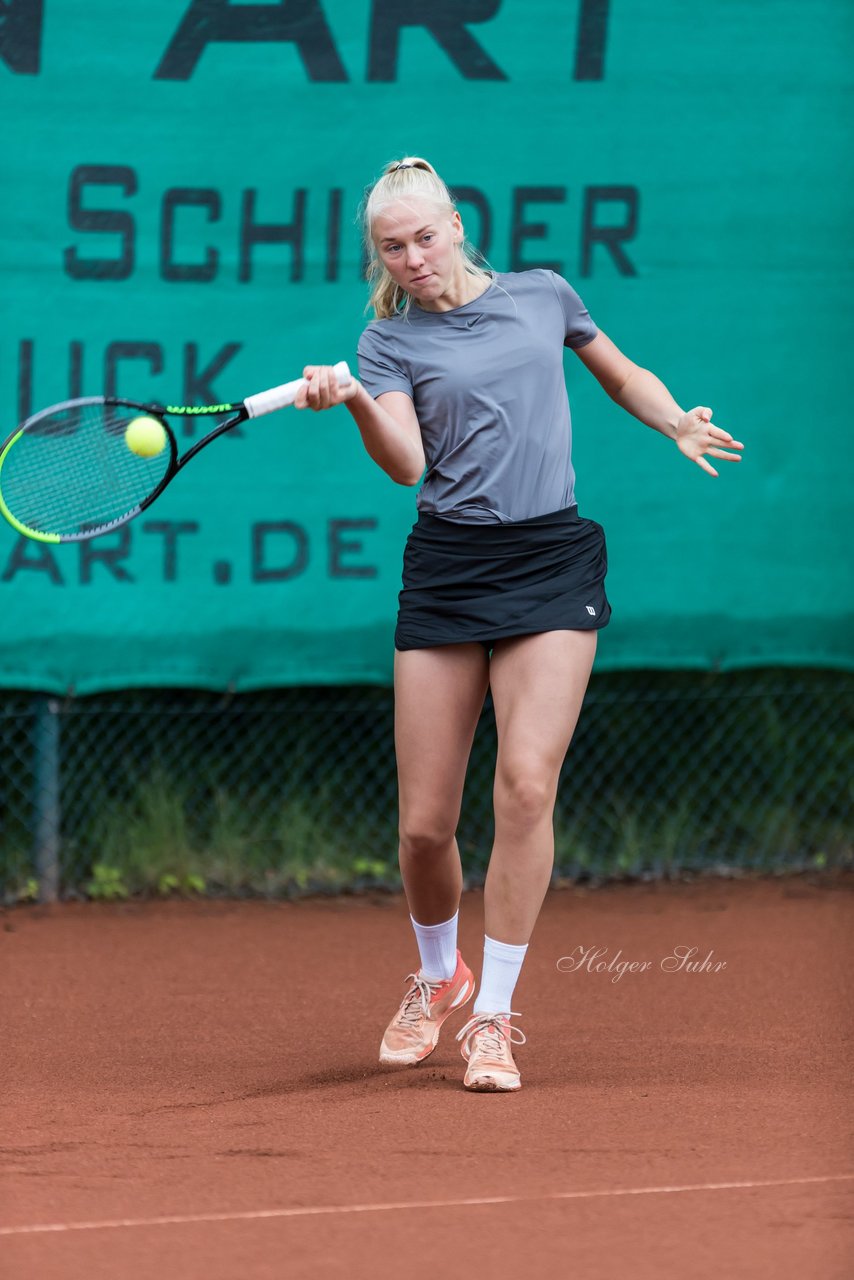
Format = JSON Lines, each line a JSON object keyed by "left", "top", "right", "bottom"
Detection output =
{"left": 295, "top": 365, "right": 360, "bottom": 411}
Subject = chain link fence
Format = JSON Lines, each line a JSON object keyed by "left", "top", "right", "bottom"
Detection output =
{"left": 1, "top": 669, "right": 851, "bottom": 904}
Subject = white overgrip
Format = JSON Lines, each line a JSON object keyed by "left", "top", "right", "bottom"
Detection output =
{"left": 243, "top": 361, "right": 351, "bottom": 419}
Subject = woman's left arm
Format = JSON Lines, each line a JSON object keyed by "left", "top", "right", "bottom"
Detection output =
{"left": 573, "top": 330, "right": 744, "bottom": 477}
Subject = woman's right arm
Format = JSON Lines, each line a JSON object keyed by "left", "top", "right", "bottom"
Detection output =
{"left": 296, "top": 365, "right": 425, "bottom": 487}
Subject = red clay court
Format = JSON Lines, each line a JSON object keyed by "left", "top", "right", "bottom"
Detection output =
{"left": 2, "top": 873, "right": 852, "bottom": 1279}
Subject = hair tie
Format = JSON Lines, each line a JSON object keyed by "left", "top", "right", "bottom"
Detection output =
{"left": 395, "top": 162, "right": 414, "bottom": 170}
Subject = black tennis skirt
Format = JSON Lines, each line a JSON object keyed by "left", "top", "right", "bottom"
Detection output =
{"left": 395, "top": 504, "right": 611, "bottom": 651}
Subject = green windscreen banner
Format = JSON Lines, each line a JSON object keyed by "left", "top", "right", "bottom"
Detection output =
{"left": 1, "top": 2, "right": 851, "bottom": 692}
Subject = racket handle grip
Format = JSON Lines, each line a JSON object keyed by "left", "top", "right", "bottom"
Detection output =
{"left": 244, "top": 361, "right": 352, "bottom": 418}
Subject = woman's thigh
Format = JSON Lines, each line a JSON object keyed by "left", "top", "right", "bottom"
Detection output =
{"left": 489, "top": 630, "right": 598, "bottom": 795}
{"left": 394, "top": 643, "right": 490, "bottom": 828}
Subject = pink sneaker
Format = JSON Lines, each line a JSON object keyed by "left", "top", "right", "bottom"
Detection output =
{"left": 455, "top": 1011, "right": 526, "bottom": 1091}
{"left": 379, "top": 949, "right": 475, "bottom": 1065}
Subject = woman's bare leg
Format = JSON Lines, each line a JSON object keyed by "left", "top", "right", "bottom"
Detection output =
{"left": 486, "top": 630, "right": 598, "bottom": 944}
{"left": 394, "top": 643, "right": 490, "bottom": 924}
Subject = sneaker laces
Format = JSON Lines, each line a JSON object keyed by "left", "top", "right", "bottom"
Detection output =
{"left": 395, "top": 971, "right": 445, "bottom": 1028}
{"left": 455, "top": 1011, "right": 526, "bottom": 1060}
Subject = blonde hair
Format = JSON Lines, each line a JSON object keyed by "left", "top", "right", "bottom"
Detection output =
{"left": 361, "top": 156, "right": 492, "bottom": 320}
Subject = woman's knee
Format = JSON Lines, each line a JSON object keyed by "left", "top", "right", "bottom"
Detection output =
{"left": 494, "top": 766, "right": 555, "bottom": 828}
{"left": 399, "top": 815, "right": 457, "bottom": 860}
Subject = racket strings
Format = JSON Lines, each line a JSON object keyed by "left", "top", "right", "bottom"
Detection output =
{"left": 0, "top": 404, "right": 172, "bottom": 538}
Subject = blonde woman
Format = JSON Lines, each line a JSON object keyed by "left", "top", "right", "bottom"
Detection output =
{"left": 296, "top": 157, "right": 742, "bottom": 1091}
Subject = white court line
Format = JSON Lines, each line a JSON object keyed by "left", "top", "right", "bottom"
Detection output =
{"left": 2, "top": 1173, "right": 852, "bottom": 1238}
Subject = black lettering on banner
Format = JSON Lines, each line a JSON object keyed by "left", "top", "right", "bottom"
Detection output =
{"left": 367, "top": 0, "right": 506, "bottom": 81}
{"left": 328, "top": 519, "right": 378, "bottom": 579}
{"left": 510, "top": 187, "right": 566, "bottom": 273}
{"left": 104, "top": 343, "right": 164, "bottom": 400}
{"left": 16, "top": 339, "right": 32, "bottom": 423}
{"left": 580, "top": 185, "right": 638, "bottom": 276}
{"left": 574, "top": 0, "right": 610, "bottom": 81}
{"left": 18, "top": 339, "right": 85, "bottom": 421}
{"left": 155, "top": 0, "right": 347, "bottom": 81}
{"left": 240, "top": 189, "right": 306, "bottom": 284}
{"left": 63, "top": 165, "right": 137, "bottom": 281}
{"left": 326, "top": 188, "right": 343, "bottom": 282}
{"left": 142, "top": 521, "right": 200, "bottom": 581}
{"left": 1, "top": 538, "right": 63, "bottom": 585}
{"left": 79, "top": 529, "right": 133, "bottom": 583}
{"left": 161, "top": 188, "right": 221, "bottom": 282}
{"left": 0, "top": 0, "right": 43, "bottom": 74}
{"left": 453, "top": 186, "right": 492, "bottom": 258}
{"left": 182, "top": 342, "right": 242, "bottom": 419}
{"left": 252, "top": 521, "right": 309, "bottom": 582}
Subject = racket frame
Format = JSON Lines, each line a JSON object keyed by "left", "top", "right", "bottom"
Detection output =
{"left": 0, "top": 396, "right": 225, "bottom": 544}
{"left": 0, "top": 362, "right": 350, "bottom": 543}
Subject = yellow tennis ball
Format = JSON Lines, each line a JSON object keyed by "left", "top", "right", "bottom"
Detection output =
{"left": 125, "top": 416, "right": 167, "bottom": 458}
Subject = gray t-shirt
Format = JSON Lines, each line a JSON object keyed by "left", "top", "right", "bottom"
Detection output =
{"left": 356, "top": 269, "right": 598, "bottom": 523}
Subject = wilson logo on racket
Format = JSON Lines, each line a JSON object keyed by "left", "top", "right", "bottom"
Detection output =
{"left": 165, "top": 404, "right": 234, "bottom": 415}
{"left": 0, "top": 363, "right": 351, "bottom": 544}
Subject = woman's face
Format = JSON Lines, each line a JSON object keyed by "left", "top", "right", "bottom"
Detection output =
{"left": 372, "top": 198, "right": 464, "bottom": 308}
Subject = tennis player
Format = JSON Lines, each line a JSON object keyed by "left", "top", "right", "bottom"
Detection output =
{"left": 296, "top": 157, "right": 743, "bottom": 1092}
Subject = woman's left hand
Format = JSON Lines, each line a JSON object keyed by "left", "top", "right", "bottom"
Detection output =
{"left": 675, "top": 407, "right": 744, "bottom": 477}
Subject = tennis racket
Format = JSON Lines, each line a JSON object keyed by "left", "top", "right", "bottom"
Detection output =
{"left": 0, "top": 361, "right": 351, "bottom": 544}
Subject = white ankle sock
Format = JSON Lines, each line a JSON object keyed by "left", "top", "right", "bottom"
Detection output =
{"left": 474, "top": 935, "right": 528, "bottom": 1014}
{"left": 410, "top": 911, "right": 459, "bottom": 981}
